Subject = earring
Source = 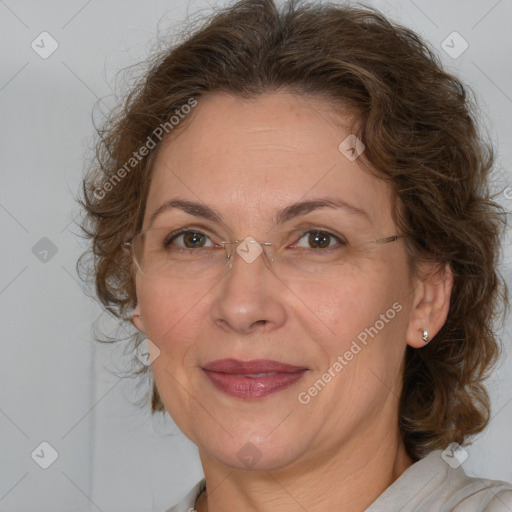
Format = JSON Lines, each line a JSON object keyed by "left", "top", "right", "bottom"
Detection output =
{"left": 422, "top": 329, "right": 429, "bottom": 343}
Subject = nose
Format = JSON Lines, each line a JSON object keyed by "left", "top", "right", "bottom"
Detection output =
{"left": 210, "top": 241, "right": 287, "bottom": 335}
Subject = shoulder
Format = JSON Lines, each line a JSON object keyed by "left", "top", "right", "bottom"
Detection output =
{"left": 162, "top": 479, "right": 206, "bottom": 512}
{"left": 366, "top": 449, "right": 512, "bottom": 512}
{"left": 443, "top": 475, "right": 512, "bottom": 511}
{"left": 429, "top": 451, "right": 512, "bottom": 511}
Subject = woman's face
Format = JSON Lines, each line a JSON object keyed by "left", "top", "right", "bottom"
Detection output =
{"left": 133, "top": 91, "right": 421, "bottom": 472}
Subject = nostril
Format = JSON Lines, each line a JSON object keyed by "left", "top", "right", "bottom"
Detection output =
{"left": 248, "top": 319, "right": 269, "bottom": 331}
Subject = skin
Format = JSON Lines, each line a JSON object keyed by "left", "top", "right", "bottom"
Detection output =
{"left": 132, "top": 90, "right": 453, "bottom": 512}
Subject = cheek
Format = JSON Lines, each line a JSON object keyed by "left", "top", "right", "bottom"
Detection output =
{"left": 136, "top": 277, "right": 210, "bottom": 354}
{"left": 303, "top": 271, "right": 409, "bottom": 409}
{"left": 136, "top": 279, "right": 210, "bottom": 431}
{"left": 290, "top": 262, "right": 405, "bottom": 344}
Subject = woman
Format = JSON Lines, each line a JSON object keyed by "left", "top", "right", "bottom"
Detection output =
{"left": 77, "top": 0, "right": 512, "bottom": 510}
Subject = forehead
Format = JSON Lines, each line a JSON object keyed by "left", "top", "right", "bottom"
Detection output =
{"left": 145, "top": 91, "right": 394, "bottom": 232}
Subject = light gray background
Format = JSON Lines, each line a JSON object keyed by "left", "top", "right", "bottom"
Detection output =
{"left": 1, "top": 1, "right": 511, "bottom": 511}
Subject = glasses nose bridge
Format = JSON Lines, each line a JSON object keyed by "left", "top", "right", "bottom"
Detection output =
{"left": 222, "top": 238, "right": 275, "bottom": 269}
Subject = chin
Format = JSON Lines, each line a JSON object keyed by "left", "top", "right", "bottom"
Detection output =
{"left": 197, "top": 427, "right": 311, "bottom": 472}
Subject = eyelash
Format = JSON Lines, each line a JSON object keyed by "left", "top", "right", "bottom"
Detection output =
{"left": 163, "top": 227, "right": 347, "bottom": 251}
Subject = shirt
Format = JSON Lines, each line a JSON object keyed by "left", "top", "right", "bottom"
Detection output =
{"left": 163, "top": 450, "right": 512, "bottom": 512}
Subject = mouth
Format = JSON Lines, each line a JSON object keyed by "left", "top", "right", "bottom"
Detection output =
{"left": 201, "top": 359, "right": 308, "bottom": 399}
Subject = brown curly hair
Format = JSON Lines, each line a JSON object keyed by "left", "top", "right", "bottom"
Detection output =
{"left": 77, "top": 0, "right": 509, "bottom": 460}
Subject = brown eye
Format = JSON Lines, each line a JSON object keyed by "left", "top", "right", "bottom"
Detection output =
{"left": 182, "top": 231, "right": 207, "bottom": 248}
{"left": 164, "top": 230, "right": 212, "bottom": 249}
{"left": 308, "top": 231, "right": 331, "bottom": 249}
{"left": 294, "top": 230, "right": 343, "bottom": 250}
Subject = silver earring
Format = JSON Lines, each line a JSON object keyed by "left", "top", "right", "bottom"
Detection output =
{"left": 422, "top": 329, "right": 429, "bottom": 343}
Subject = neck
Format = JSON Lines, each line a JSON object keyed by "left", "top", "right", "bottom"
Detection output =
{"left": 195, "top": 432, "right": 413, "bottom": 512}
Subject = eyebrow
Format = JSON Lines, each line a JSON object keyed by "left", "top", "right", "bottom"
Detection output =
{"left": 148, "top": 197, "right": 370, "bottom": 228}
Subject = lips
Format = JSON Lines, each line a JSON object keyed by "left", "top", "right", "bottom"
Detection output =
{"left": 202, "top": 358, "right": 306, "bottom": 374}
{"left": 202, "top": 359, "right": 308, "bottom": 399}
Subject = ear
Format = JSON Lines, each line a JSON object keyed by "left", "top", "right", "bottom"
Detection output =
{"left": 406, "top": 262, "right": 453, "bottom": 348}
{"left": 131, "top": 303, "right": 146, "bottom": 333}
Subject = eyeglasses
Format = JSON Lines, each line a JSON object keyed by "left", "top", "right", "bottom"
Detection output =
{"left": 124, "top": 225, "right": 400, "bottom": 282}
